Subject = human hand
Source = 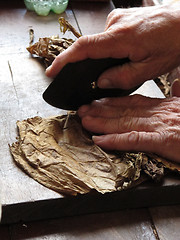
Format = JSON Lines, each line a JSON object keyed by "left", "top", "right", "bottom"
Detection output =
{"left": 46, "top": 3, "right": 180, "bottom": 89}
{"left": 171, "top": 79, "right": 180, "bottom": 97}
{"left": 78, "top": 95, "right": 180, "bottom": 163}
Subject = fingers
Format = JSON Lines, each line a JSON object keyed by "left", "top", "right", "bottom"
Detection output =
{"left": 45, "top": 36, "right": 90, "bottom": 78}
{"left": 78, "top": 96, "right": 162, "bottom": 133}
{"left": 92, "top": 131, "right": 180, "bottom": 163}
{"left": 46, "top": 32, "right": 128, "bottom": 78}
{"left": 92, "top": 131, "right": 158, "bottom": 153}
{"left": 81, "top": 115, "right": 153, "bottom": 134}
{"left": 100, "top": 95, "right": 160, "bottom": 108}
{"left": 97, "top": 58, "right": 165, "bottom": 89}
{"left": 171, "top": 79, "right": 180, "bottom": 97}
{"left": 78, "top": 95, "right": 161, "bottom": 118}
{"left": 78, "top": 96, "right": 180, "bottom": 163}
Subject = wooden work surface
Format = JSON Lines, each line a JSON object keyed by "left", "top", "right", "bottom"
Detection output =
{"left": 1, "top": 0, "right": 180, "bottom": 239}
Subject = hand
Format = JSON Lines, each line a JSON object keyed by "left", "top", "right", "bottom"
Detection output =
{"left": 78, "top": 95, "right": 180, "bottom": 163}
{"left": 46, "top": 3, "right": 180, "bottom": 89}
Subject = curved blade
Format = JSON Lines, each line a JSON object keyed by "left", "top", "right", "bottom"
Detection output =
{"left": 43, "top": 58, "right": 139, "bottom": 110}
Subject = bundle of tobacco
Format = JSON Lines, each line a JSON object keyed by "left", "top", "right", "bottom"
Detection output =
{"left": 10, "top": 113, "right": 180, "bottom": 196}
{"left": 27, "top": 17, "right": 81, "bottom": 66}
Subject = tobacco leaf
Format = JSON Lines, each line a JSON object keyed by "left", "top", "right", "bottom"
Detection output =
{"left": 154, "top": 74, "right": 171, "bottom": 97}
{"left": 141, "top": 154, "right": 164, "bottom": 182}
{"left": 58, "top": 17, "right": 82, "bottom": 38}
{"left": 10, "top": 113, "right": 180, "bottom": 196}
{"left": 10, "top": 113, "right": 143, "bottom": 195}
{"left": 29, "top": 28, "right": 34, "bottom": 46}
{"left": 27, "top": 36, "right": 74, "bottom": 66}
{"left": 146, "top": 153, "right": 180, "bottom": 173}
{"left": 26, "top": 17, "right": 80, "bottom": 67}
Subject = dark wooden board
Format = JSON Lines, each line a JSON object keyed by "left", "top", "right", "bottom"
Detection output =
{"left": 2, "top": 174, "right": 180, "bottom": 224}
{"left": 1, "top": 208, "right": 158, "bottom": 240}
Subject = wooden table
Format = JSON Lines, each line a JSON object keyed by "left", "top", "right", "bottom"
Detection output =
{"left": 1, "top": 0, "right": 180, "bottom": 239}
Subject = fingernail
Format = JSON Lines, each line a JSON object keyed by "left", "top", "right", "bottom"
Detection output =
{"left": 45, "top": 65, "right": 51, "bottom": 76}
{"left": 92, "top": 135, "right": 103, "bottom": 143}
{"left": 98, "top": 78, "right": 112, "bottom": 88}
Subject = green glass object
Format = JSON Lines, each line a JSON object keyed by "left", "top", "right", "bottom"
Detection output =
{"left": 24, "top": 0, "right": 35, "bottom": 11}
{"left": 24, "top": 0, "right": 69, "bottom": 16}
{"left": 33, "top": 0, "right": 52, "bottom": 16}
{"left": 51, "top": 0, "right": 68, "bottom": 14}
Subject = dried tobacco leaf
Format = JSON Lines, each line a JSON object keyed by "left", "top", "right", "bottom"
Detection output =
{"left": 26, "top": 17, "right": 81, "bottom": 66}
{"left": 10, "top": 113, "right": 180, "bottom": 196}
{"left": 29, "top": 28, "right": 34, "bottom": 46}
{"left": 146, "top": 153, "right": 180, "bottom": 173}
{"left": 154, "top": 74, "right": 171, "bottom": 97}
{"left": 9, "top": 113, "right": 150, "bottom": 196}
{"left": 27, "top": 36, "right": 74, "bottom": 66}
{"left": 59, "top": 17, "right": 82, "bottom": 38}
{"left": 141, "top": 154, "right": 164, "bottom": 182}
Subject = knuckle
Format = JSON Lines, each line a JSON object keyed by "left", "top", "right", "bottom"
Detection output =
{"left": 107, "top": 9, "right": 119, "bottom": 21}
{"left": 127, "top": 131, "right": 140, "bottom": 145}
{"left": 74, "top": 35, "right": 95, "bottom": 58}
{"left": 106, "top": 10, "right": 124, "bottom": 29}
{"left": 76, "top": 35, "right": 89, "bottom": 48}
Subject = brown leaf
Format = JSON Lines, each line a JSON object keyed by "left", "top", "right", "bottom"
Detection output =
{"left": 27, "top": 36, "right": 74, "bottom": 66}
{"left": 59, "top": 17, "right": 82, "bottom": 38}
{"left": 10, "top": 113, "right": 149, "bottom": 196}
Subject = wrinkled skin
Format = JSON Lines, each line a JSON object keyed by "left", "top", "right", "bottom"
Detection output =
{"left": 46, "top": 3, "right": 180, "bottom": 163}
{"left": 78, "top": 95, "right": 180, "bottom": 163}
{"left": 46, "top": 3, "right": 180, "bottom": 89}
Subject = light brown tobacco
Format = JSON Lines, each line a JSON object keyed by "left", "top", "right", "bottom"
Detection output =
{"left": 10, "top": 113, "right": 180, "bottom": 196}
{"left": 26, "top": 17, "right": 80, "bottom": 67}
{"left": 27, "top": 36, "right": 74, "bottom": 67}
{"left": 58, "top": 17, "right": 82, "bottom": 38}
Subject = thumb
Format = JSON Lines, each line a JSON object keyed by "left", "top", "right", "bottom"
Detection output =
{"left": 97, "top": 61, "right": 151, "bottom": 89}
{"left": 170, "top": 79, "right": 180, "bottom": 97}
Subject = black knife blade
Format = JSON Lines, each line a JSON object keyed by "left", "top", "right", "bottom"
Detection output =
{"left": 43, "top": 58, "right": 140, "bottom": 110}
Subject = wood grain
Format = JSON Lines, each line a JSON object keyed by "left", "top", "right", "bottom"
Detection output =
{"left": 0, "top": 1, "right": 180, "bottom": 240}
{"left": 150, "top": 205, "right": 180, "bottom": 240}
{"left": 9, "top": 209, "right": 157, "bottom": 240}
{"left": 71, "top": 1, "right": 114, "bottom": 35}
